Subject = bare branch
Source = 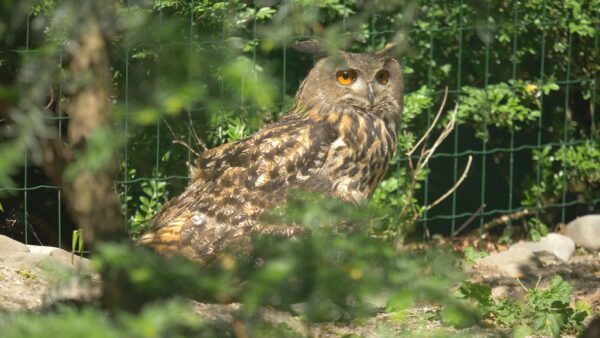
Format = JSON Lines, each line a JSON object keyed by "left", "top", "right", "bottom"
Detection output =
{"left": 469, "top": 208, "right": 535, "bottom": 236}
{"left": 454, "top": 203, "right": 486, "bottom": 236}
{"left": 397, "top": 96, "right": 455, "bottom": 225}
{"left": 415, "top": 103, "right": 457, "bottom": 173}
{"left": 161, "top": 116, "right": 177, "bottom": 139}
{"left": 172, "top": 140, "right": 201, "bottom": 157}
{"left": 186, "top": 110, "right": 207, "bottom": 152}
{"left": 44, "top": 87, "right": 54, "bottom": 110}
{"left": 161, "top": 115, "right": 202, "bottom": 157}
{"left": 425, "top": 155, "right": 473, "bottom": 211}
{"left": 406, "top": 86, "right": 448, "bottom": 156}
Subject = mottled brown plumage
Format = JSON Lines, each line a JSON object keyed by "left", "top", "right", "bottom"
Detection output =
{"left": 138, "top": 42, "right": 404, "bottom": 262}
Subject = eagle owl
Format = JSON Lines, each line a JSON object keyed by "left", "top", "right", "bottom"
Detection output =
{"left": 138, "top": 41, "right": 404, "bottom": 262}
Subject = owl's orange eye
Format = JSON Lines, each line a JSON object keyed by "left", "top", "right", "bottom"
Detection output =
{"left": 336, "top": 69, "right": 357, "bottom": 85}
{"left": 376, "top": 70, "right": 390, "bottom": 85}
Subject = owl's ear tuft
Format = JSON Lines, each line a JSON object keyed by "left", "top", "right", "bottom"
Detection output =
{"left": 293, "top": 39, "right": 341, "bottom": 58}
{"left": 376, "top": 42, "right": 399, "bottom": 59}
{"left": 293, "top": 40, "right": 327, "bottom": 57}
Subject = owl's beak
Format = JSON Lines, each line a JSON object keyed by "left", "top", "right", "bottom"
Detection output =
{"left": 367, "top": 83, "right": 375, "bottom": 106}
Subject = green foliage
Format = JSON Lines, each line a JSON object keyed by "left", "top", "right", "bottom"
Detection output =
{"left": 206, "top": 112, "right": 254, "bottom": 145}
{"left": 457, "top": 275, "right": 591, "bottom": 337}
{"left": 455, "top": 81, "right": 556, "bottom": 140}
{"left": 129, "top": 179, "right": 168, "bottom": 239}
{"left": 462, "top": 246, "right": 489, "bottom": 266}
{"left": 119, "top": 167, "right": 170, "bottom": 239}
{"left": 71, "top": 229, "right": 84, "bottom": 263}
{"left": 250, "top": 192, "right": 464, "bottom": 322}
{"left": 0, "top": 0, "right": 598, "bottom": 335}
{"left": 0, "top": 194, "right": 465, "bottom": 336}
{"left": 523, "top": 141, "right": 600, "bottom": 209}
{"left": 527, "top": 217, "right": 549, "bottom": 242}
{"left": 0, "top": 301, "right": 210, "bottom": 338}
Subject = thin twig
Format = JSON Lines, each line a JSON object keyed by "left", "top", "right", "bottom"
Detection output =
{"left": 425, "top": 155, "right": 473, "bottom": 211}
{"left": 406, "top": 86, "right": 449, "bottom": 157}
{"left": 466, "top": 208, "right": 535, "bottom": 236}
{"left": 534, "top": 274, "right": 542, "bottom": 290}
{"left": 186, "top": 110, "right": 207, "bottom": 151}
{"left": 398, "top": 95, "right": 453, "bottom": 222}
{"left": 516, "top": 277, "right": 529, "bottom": 292}
{"left": 161, "top": 115, "right": 202, "bottom": 157}
{"left": 173, "top": 140, "right": 200, "bottom": 157}
{"left": 162, "top": 116, "right": 178, "bottom": 139}
{"left": 44, "top": 87, "right": 54, "bottom": 110}
{"left": 415, "top": 104, "right": 457, "bottom": 173}
{"left": 483, "top": 208, "right": 534, "bottom": 230}
{"left": 454, "top": 203, "right": 486, "bottom": 236}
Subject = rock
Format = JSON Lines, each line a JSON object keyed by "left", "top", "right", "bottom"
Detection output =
{"left": 43, "top": 277, "right": 102, "bottom": 307}
{"left": 25, "top": 245, "right": 93, "bottom": 272}
{"left": 0, "top": 235, "right": 30, "bottom": 260}
{"left": 490, "top": 285, "right": 524, "bottom": 299}
{"left": 3, "top": 251, "right": 90, "bottom": 274}
{"left": 566, "top": 215, "right": 600, "bottom": 251}
{"left": 3, "top": 253, "right": 59, "bottom": 271}
{"left": 475, "top": 248, "right": 544, "bottom": 278}
{"left": 192, "top": 302, "right": 307, "bottom": 336}
{"left": 27, "top": 245, "right": 58, "bottom": 255}
{"left": 0, "top": 266, "right": 52, "bottom": 311}
{"left": 510, "top": 233, "right": 575, "bottom": 262}
{"left": 49, "top": 248, "right": 93, "bottom": 272}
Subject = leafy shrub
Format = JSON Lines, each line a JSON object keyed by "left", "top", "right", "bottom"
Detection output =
{"left": 523, "top": 141, "right": 600, "bottom": 211}
{"left": 456, "top": 81, "right": 558, "bottom": 140}
{"left": 457, "top": 275, "right": 591, "bottom": 337}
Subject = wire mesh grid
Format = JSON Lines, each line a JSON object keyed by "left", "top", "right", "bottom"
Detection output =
{"left": 2, "top": 0, "right": 599, "bottom": 247}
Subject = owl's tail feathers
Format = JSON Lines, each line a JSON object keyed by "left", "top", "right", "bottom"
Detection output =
{"left": 135, "top": 222, "right": 184, "bottom": 258}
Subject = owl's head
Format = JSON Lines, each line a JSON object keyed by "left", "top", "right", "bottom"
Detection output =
{"left": 293, "top": 40, "right": 404, "bottom": 122}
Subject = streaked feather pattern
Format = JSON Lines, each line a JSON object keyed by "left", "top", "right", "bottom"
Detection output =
{"left": 139, "top": 44, "right": 404, "bottom": 262}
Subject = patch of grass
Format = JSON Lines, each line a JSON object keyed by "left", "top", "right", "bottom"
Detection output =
{"left": 457, "top": 275, "right": 592, "bottom": 337}
{"left": 17, "top": 270, "right": 37, "bottom": 279}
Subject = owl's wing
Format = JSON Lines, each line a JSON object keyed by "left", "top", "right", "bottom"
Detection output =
{"left": 138, "top": 117, "right": 338, "bottom": 262}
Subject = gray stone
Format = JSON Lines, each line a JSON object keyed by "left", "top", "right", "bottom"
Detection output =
{"left": 42, "top": 277, "right": 102, "bottom": 307}
{"left": 510, "top": 233, "right": 575, "bottom": 262}
{"left": 475, "top": 248, "right": 544, "bottom": 278}
{"left": 0, "top": 235, "right": 30, "bottom": 260}
{"left": 25, "top": 245, "right": 92, "bottom": 272}
{"left": 27, "top": 245, "right": 58, "bottom": 255}
{"left": 3, "top": 253, "right": 58, "bottom": 271}
{"left": 491, "top": 285, "right": 525, "bottom": 300}
{"left": 566, "top": 215, "right": 600, "bottom": 251}
{"left": 49, "top": 248, "right": 93, "bottom": 272}
{"left": 0, "top": 266, "right": 51, "bottom": 311}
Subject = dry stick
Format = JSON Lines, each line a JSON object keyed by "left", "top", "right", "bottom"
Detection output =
{"left": 516, "top": 277, "right": 529, "bottom": 292}
{"left": 454, "top": 203, "right": 486, "bottom": 236}
{"left": 406, "top": 103, "right": 460, "bottom": 243}
{"left": 425, "top": 155, "right": 473, "bottom": 211}
{"left": 406, "top": 86, "right": 449, "bottom": 157}
{"left": 400, "top": 99, "right": 454, "bottom": 216}
{"left": 398, "top": 96, "right": 454, "bottom": 239}
{"left": 161, "top": 116, "right": 201, "bottom": 157}
{"left": 466, "top": 208, "right": 535, "bottom": 236}
{"left": 186, "top": 110, "right": 207, "bottom": 152}
{"left": 44, "top": 87, "right": 54, "bottom": 110}
{"left": 417, "top": 104, "right": 457, "bottom": 172}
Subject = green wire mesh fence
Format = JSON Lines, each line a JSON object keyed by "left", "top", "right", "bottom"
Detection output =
{"left": 1, "top": 0, "right": 598, "bottom": 248}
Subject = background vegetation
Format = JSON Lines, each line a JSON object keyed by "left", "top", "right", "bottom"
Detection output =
{"left": 0, "top": 0, "right": 598, "bottom": 336}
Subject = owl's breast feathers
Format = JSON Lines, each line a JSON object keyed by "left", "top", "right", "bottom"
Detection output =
{"left": 138, "top": 108, "right": 397, "bottom": 262}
